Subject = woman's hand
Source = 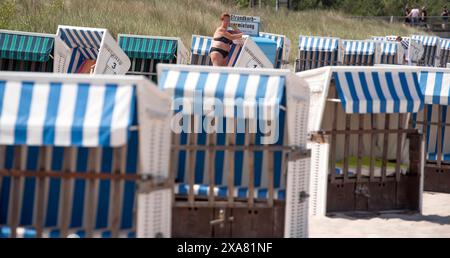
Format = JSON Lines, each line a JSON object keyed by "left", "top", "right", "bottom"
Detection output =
{"left": 231, "top": 26, "right": 242, "bottom": 34}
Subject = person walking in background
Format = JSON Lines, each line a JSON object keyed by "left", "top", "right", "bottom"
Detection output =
{"left": 404, "top": 6, "right": 411, "bottom": 25}
{"left": 442, "top": 5, "right": 449, "bottom": 30}
{"left": 421, "top": 6, "right": 428, "bottom": 29}
{"left": 409, "top": 6, "right": 420, "bottom": 26}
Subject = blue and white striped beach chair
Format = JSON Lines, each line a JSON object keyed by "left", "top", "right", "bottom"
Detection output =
{"left": 248, "top": 36, "right": 278, "bottom": 66}
{"left": 0, "top": 72, "right": 173, "bottom": 238}
{"left": 342, "top": 40, "right": 378, "bottom": 66}
{"left": 414, "top": 68, "right": 450, "bottom": 192}
{"left": 372, "top": 36, "right": 409, "bottom": 64}
{"left": 118, "top": 34, "right": 188, "bottom": 83}
{"left": 157, "top": 64, "right": 311, "bottom": 238}
{"left": 438, "top": 39, "right": 450, "bottom": 68}
{"left": 54, "top": 26, "right": 130, "bottom": 75}
{"left": 259, "top": 32, "right": 291, "bottom": 69}
{"left": 0, "top": 30, "right": 54, "bottom": 72}
{"left": 411, "top": 35, "right": 441, "bottom": 67}
{"left": 190, "top": 35, "right": 213, "bottom": 66}
{"left": 297, "top": 66, "right": 424, "bottom": 215}
{"left": 378, "top": 41, "right": 403, "bottom": 64}
{"left": 296, "top": 36, "right": 340, "bottom": 72}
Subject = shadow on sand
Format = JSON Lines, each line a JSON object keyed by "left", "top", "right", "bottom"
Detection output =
{"left": 326, "top": 212, "right": 450, "bottom": 226}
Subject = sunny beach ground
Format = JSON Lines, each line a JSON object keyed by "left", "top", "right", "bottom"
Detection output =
{"left": 310, "top": 192, "right": 450, "bottom": 238}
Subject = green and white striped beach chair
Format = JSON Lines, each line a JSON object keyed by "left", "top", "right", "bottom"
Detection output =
{"left": 118, "top": 34, "right": 189, "bottom": 83}
{"left": 0, "top": 30, "right": 54, "bottom": 72}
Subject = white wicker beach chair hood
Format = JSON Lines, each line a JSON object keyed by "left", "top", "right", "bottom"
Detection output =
{"left": 54, "top": 25, "right": 131, "bottom": 75}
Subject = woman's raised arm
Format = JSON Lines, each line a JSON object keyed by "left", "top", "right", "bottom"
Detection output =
{"left": 223, "top": 30, "right": 243, "bottom": 40}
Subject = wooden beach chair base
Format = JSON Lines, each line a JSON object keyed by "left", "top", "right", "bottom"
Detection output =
{"left": 327, "top": 175, "right": 421, "bottom": 213}
{"left": 171, "top": 199, "right": 285, "bottom": 238}
{"left": 424, "top": 165, "right": 450, "bottom": 193}
{"left": 326, "top": 132, "right": 422, "bottom": 214}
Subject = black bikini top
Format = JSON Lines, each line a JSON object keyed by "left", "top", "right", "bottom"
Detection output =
{"left": 213, "top": 36, "right": 233, "bottom": 45}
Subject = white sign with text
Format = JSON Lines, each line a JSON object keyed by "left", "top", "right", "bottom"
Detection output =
{"left": 229, "top": 14, "right": 260, "bottom": 36}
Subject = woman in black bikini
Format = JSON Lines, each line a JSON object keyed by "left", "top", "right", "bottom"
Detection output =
{"left": 210, "top": 13, "right": 243, "bottom": 66}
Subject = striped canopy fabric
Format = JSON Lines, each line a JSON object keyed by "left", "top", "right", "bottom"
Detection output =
{"left": 332, "top": 69, "right": 423, "bottom": 114}
{"left": 413, "top": 99, "right": 450, "bottom": 162}
{"left": 169, "top": 106, "right": 287, "bottom": 190}
{"left": 423, "top": 105, "right": 450, "bottom": 160}
{"left": 158, "top": 65, "right": 285, "bottom": 120}
{"left": 0, "top": 227, "right": 136, "bottom": 238}
{"left": 0, "top": 31, "right": 54, "bottom": 62}
{"left": 372, "top": 36, "right": 409, "bottom": 50}
{"left": 118, "top": 36, "right": 177, "bottom": 61}
{"left": 298, "top": 36, "right": 339, "bottom": 52}
{"left": 259, "top": 32, "right": 284, "bottom": 68}
{"left": 414, "top": 104, "right": 450, "bottom": 161}
{"left": 440, "top": 39, "right": 450, "bottom": 68}
{"left": 0, "top": 73, "right": 171, "bottom": 238}
{"left": 259, "top": 32, "right": 290, "bottom": 69}
{"left": 191, "top": 35, "right": 213, "bottom": 56}
{"left": 0, "top": 78, "right": 135, "bottom": 147}
{"left": 157, "top": 64, "right": 287, "bottom": 190}
{"left": 411, "top": 35, "right": 440, "bottom": 67}
{"left": 441, "top": 39, "right": 450, "bottom": 51}
{"left": 412, "top": 35, "right": 440, "bottom": 47}
{"left": 380, "top": 41, "right": 398, "bottom": 56}
{"left": 175, "top": 183, "right": 286, "bottom": 200}
{"left": 190, "top": 35, "right": 213, "bottom": 66}
{"left": 58, "top": 27, "right": 104, "bottom": 60}
{"left": 378, "top": 41, "right": 401, "bottom": 64}
{"left": 413, "top": 71, "right": 450, "bottom": 163}
{"left": 226, "top": 43, "right": 243, "bottom": 67}
{"left": 343, "top": 40, "right": 376, "bottom": 55}
{"left": 419, "top": 71, "right": 450, "bottom": 105}
{"left": 296, "top": 36, "right": 340, "bottom": 72}
{"left": 259, "top": 32, "right": 283, "bottom": 49}
{"left": 400, "top": 39, "right": 409, "bottom": 50}
{"left": 0, "top": 130, "right": 139, "bottom": 237}
{"left": 250, "top": 36, "right": 278, "bottom": 66}
{"left": 342, "top": 40, "right": 377, "bottom": 66}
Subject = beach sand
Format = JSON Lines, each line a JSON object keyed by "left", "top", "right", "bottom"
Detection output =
{"left": 309, "top": 192, "right": 450, "bottom": 238}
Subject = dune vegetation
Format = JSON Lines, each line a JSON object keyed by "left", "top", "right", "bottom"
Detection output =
{"left": 0, "top": 0, "right": 424, "bottom": 63}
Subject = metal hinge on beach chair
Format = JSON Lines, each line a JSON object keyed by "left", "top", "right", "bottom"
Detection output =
{"left": 137, "top": 174, "right": 173, "bottom": 194}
